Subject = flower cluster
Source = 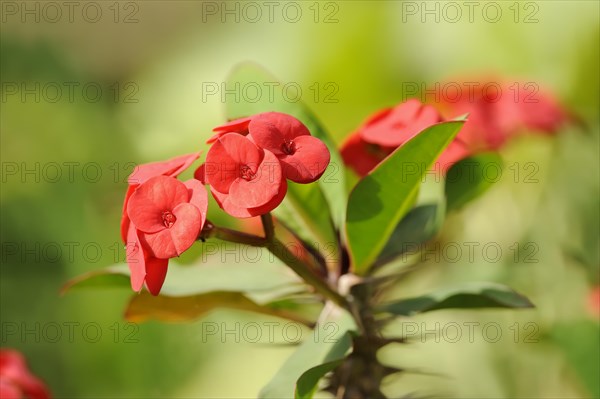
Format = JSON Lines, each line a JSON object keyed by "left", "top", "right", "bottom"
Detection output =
{"left": 0, "top": 349, "right": 50, "bottom": 399}
{"left": 121, "top": 153, "right": 207, "bottom": 295}
{"left": 198, "top": 112, "right": 330, "bottom": 217}
{"left": 121, "top": 112, "right": 330, "bottom": 294}
{"left": 341, "top": 99, "right": 469, "bottom": 176}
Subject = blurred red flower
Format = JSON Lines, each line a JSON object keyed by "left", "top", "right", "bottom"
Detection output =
{"left": 0, "top": 349, "right": 50, "bottom": 399}
{"left": 436, "top": 79, "right": 568, "bottom": 150}
{"left": 341, "top": 99, "right": 468, "bottom": 176}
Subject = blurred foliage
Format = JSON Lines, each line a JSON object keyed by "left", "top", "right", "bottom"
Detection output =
{"left": 1, "top": 1, "right": 598, "bottom": 398}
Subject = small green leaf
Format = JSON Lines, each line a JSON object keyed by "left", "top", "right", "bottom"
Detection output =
{"left": 259, "top": 311, "right": 354, "bottom": 399}
{"left": 445, "top": 152, "right": 503, "bottom": 211}
{"left": 63, "top": 252, "right": 303, "bottom": 303}
{"left": 377, "top": 282, "right": 534, "bottom": 316}
{"left": 125, "top": 291, "right": 313, "bottom": 325}
{"left": 225, "top": 63, "right": 346, "bottom": 232}
{"left": 60, "top": 264, "right": 130, "bottom": 295}
{"left": 295, "top": 359, "right": 343, "bottom": 399}
{"left": 346, "top": 121, "right": 464, "bottom": 274}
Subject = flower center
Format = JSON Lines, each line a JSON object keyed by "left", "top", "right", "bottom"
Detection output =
{"left": 162, "top": 211, "right": 176, "bottom": 228}
{"left": 281, "top": 140, "right": 296, "bottom": 155}
{"left": 240, "top": 165, "right": 255, "bottom": 181}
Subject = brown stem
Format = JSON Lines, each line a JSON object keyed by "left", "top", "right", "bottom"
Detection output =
{"left": 199, "top": 218, "right": 348, "bottom": 309}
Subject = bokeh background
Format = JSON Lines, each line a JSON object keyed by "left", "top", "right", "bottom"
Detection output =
{"left": 1, "top": 1, "right": 598, "bottom": 398}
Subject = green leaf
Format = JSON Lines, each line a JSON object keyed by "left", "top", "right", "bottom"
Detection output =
{"left": 272, "top": 181, "right": 338, "bottom": 258}
{"left": 377, "top": 282, "right": 534, "bottom": 316}
{"left": 60, "top": 264, "right": 130, "bottom": 295}
{"left": 375, "top": 204, "right": 441, "bottom": 267}
{"left": 346, "top": 121, "right": 464, "bottom": 274}
{"left": 445, "top": 152, "right": 503, "bottom": 211}
{"left": 62, "top": 252, "right": 303, "bottom": 303}
{"left": 295, "top": 359, "right": 343, "bottom": 399}
{"left": 225, "top": 63, "right": 346, "bottom": 233}
{"left": 259, "top": 311, "right": 354, "bottom": 399}
{"left": 549, "top": 320, "right": 600, "bottom": 398}
{"left": 124, "top": 291, "right": 313, "bottom": 325}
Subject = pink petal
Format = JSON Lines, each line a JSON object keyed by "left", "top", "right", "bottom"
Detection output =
{"left": 249, "top": 112, "right": 310, "bottom": 142}
{"left": 229, "top": 150, "right": 282, "bottom": 208}
{"left": 127, "top": 176, "right": 189, "bottom": 233}
{"left": 278, "top": 135, "right": 330, "bottom": 183}
{"left": 184, "top": 178, "right": 208, "bottom": 230}
{"left": 125, "top": 225, "right": 146, "bottom": 291}
{"left": 141, "top": 203, "right": 202, "bottom": 259}
{"left": 128, "top": 152, "right": 199, "bottom": 185}
{"left": 205, "top": 133, "right": 263, "bottom": 193}
{"left": 144, "top": 257, "right": 169, "bottom": 296}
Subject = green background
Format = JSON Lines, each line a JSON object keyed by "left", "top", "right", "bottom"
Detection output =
{"left": 1, "top": 1, "right": 598, "bottom": 398}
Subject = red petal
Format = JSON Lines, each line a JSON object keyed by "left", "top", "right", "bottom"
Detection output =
{"left": 361, "top": 99, "right": 441, "bottom": 147}
{"left": 184, "top": 178, "right": 208, "bottom": 230}
{"left": 127, "top": 176, "right": 189, "bottom": 233}
{"left": 205, "top": 133, "right": 263, "bottom": 194}
{"left": 193, "top": 164, "right": 206, "bottom": 184}
{"left": 128, "top": 152, "right": 199, "bottom": 185}
{"left": 247, "top": 175, "right": 287, "bottom": 215}
{"left": 120, "top": 185, "right": 136, "bottom": 243}
{"left": 229, "top": 150, "right": 282, "bottom": 208}
{"left": 249, "top": 112, "right": 310, "bottom": 142}
{"left": 437, "top": 139, "right": 471, "bottom": 175}
{"left": 211, "top": 176, "right": 287, "bottom": 218}
{"left": 247, "top": 117, "right": 285, "bottom": 155}
{"left": 211, "top": 187, "right": 255, "bottom": 218}
{"left": 279, "top": 135, "right": 330, "bottom": 183}
{"left": 0, "top": 350, "right": 50, "bottom": 399}
{"left": 340, "top": 132, "right": 389, "bottom": 177}
{"left": 208, "top": 117, "right": 252, "bottom": 143}
{"left": 126, "top": 225, "right": 146, "bottom": 291}
{"left": 144, "top": 257, "right": 169, "bottom": 296}
{"left": 141, "top": 203, "right": 202, "bottom": 258}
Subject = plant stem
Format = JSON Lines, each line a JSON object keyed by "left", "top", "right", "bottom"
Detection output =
{"left": 260, "top": 213, "right": 275, "bottom": 241}
{"left": 266, "top": 237, "right": 348, "bottom": 309}
{"left": 200, "top": 218, "right": 348, "bottom": 309}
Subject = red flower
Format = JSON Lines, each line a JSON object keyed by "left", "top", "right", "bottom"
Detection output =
{"left": 340, "top": 132, "right": 390, "bottom": 177}
{"left": 341, "top": 99, "right": 468, "bottom": 177}
{"left": 0, "top": 349, "right": 50, "bottom": 399}
{"left": 125, "top": 175, "right": 208, "bottom": 295}
{"left": 248, "top": 112, "right": 330, "bottom": 183}
{"left": 203, "top": 133, "right": 286, "bottom": 217}
{"left": 436, "top": 79, "right": 568, "bottom": 150}
{"left": 120, "top": 153, "right": 200, "bottom": 242}
{"left": 359, "top": 99, "right": 442, "bottom": 147}
{"left": 206, "top": 117, "right": 252, "bottom": 144}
